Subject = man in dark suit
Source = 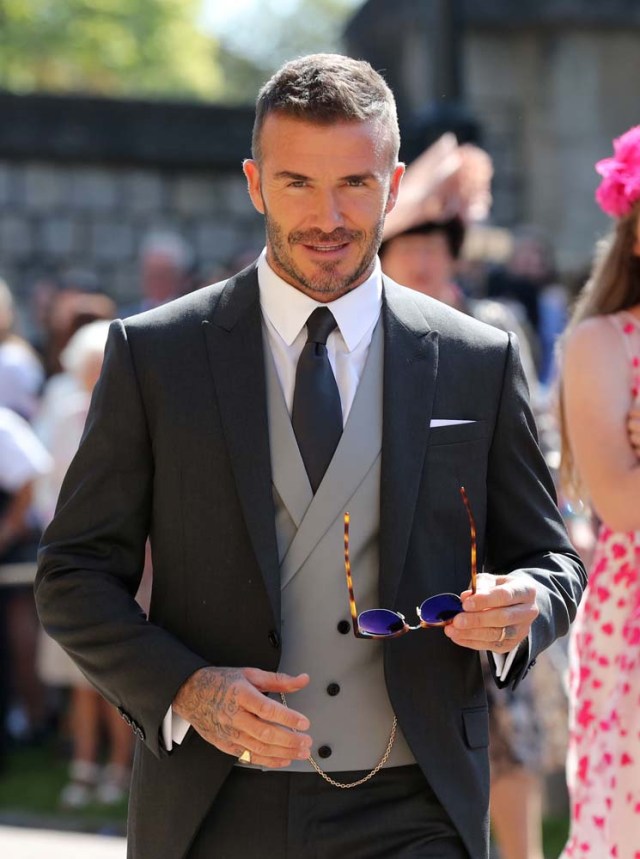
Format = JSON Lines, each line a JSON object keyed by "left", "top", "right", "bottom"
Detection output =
{"left": 35, "top": 54, "right": 585, "bottom": 859}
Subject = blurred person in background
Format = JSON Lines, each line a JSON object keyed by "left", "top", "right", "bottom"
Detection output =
{"left": 35, "top": 321, "right": 137, "bottom": 808}
{"left": 120, "top": 230, "right": 193, "bottom": 317}
{"left": 0, "top": 405, "right": 51, "bottom": 764}
{"left": 35, "top": 271, "right": 115, "bottom": 449}
{"left": 379, "top": 135, "right": 539, "bottom": 398}
{"left": 41, "top": 269, "right": 116, "bottom": 377}
{"left": 558, "top": 125, "right": 640, "bottom": 859}
{"left": 0, "top": 277, "right": 44, "bottom": 422}
{"left": 486, "top": 226, "right": 569, "bottom": 389}
{"left": 381, "top": 136, "right": 561, "bottom": 859}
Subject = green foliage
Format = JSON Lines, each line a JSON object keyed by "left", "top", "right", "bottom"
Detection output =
{"left": 211, "top": 0, "right": 362, "bottom": 104}
{"left": 0, "top": 0, "right": 364, "bottom": 102}
{"left": 0, "top": 0, "right": 222, "bottom": 98}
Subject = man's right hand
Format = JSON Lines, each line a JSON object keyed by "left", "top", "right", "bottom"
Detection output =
{"left": 172, "top": 666, "right": 312, "bottom": 768}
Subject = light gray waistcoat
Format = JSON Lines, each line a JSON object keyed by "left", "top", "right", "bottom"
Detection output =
{"left": 264, "top": 318, "right": 415, "bottom": 772}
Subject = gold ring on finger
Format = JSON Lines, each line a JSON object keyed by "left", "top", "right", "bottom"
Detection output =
{"left": 238, "top": 749, "right": 252, "bottom": 764}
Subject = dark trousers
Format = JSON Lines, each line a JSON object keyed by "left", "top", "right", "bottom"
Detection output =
{"left": 187, "top": 764, "right": 469, "bottom": 858}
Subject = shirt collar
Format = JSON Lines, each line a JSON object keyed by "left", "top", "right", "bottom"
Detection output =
{"left": 257, "top": 249, "right": 382, "bottom": 352}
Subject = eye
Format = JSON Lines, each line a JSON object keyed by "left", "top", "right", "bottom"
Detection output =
{"left": 346, "top": 177, "right": 366, "bottom": 187}
{"left": 288, "top": 179, "right": 307, "bottom": 188}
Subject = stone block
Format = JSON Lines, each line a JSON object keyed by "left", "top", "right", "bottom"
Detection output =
{"left": 23, "top": 163, "right": 67, "bottom": 212}
{"left": 193, "top": 222, "right": 242, "bottom": 263}
{"left": 40, "top": 217, "right": 82, "bottom": 258}
{"left": 91, "top": 220, "right": 136, "bottom": 262}
{"left": 213, "top": 175, "right": 254, "bottom": 219}
{"left": 0, "top": 214, "right": 34, "bottom": 260}
{"left": 123, "top": 169, "right": 167, "bottom": 215}
{"left": 0, "top": 162, "right": 17, "bottom": 206}
{"left": 72, "top": 166, "right": 120, "bottom": 212}
{"left": 172, "top": 174, "right": 217, "bottom": 216}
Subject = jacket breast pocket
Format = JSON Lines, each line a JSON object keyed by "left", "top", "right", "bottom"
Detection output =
{"left": 462, "top": 706, "right": 489, "bottom": 749}
{"left": 428, "top": 420, "right": 488, "bottom": 447}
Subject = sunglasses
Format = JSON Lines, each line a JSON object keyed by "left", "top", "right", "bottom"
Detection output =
{"left": 344, "top": 486, "right": 477, "bottom": 639}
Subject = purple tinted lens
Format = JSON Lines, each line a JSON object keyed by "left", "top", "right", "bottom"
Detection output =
{"left": 359, "top": 609, "right": 406, "bottom": 636}
{"left": 419, "top": 594, "right": 463, "bottom": 624}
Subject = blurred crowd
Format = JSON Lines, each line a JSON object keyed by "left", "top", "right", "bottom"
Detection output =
{"left": 0, "top": 140, "right": 596, "bottom": 850}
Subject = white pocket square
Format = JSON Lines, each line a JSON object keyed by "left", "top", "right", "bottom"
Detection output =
{"left": 430, "top": 419, "right": 476, "bottom": 427}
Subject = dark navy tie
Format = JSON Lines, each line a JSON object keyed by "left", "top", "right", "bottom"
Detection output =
{"left": 292, "top": 307, "right": 343, "bottom": 493}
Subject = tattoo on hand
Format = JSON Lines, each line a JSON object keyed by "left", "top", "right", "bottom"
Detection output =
{"left": 179, "top": 668, "right": 243, "bottom": 743}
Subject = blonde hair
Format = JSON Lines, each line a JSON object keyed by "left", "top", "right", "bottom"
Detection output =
{"left": 557, "top": 201, "right": 640, "bottom": 498}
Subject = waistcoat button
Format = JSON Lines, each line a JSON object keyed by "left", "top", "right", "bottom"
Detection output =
{"left": 268, "top": 630, "right": 281, "bottom": 648}
{"left": 318, "top": 745, "right": 332, "bottom": 759}
{"left": 337, "top": 620, "right": 350, "bottom": 634}
{"left": 326, "top": 683, "right": 340, "bottom": 697}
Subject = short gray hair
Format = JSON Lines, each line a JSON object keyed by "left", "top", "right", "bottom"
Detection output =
{"left": 140, "top": 231, "right": 192, "bottom": 272}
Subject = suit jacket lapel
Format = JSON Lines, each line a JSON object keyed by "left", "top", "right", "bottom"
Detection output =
{"left": 379, "top": 278, "right": 439, "bottom": 608}
{"left": 202, "top": 266, "right": 281, "bottom": 624}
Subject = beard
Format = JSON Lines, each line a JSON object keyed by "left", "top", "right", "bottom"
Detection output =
{"left": 264, "top": 208, "right": 385, "bottom": 299}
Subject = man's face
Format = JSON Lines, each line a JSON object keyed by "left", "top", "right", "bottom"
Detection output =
{"left": 244, "top": 114, "right": 404, "bottom": 301}
{"left": 381, "top": 232, "right": 456, "bottom": 303}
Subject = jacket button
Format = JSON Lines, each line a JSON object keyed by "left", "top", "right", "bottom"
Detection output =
{"left": 326, "top": 683, "right": 340, "bottom": 697}
{"left": 337, "top": 620, "right": 350, "bottom": 634}
{"left": 268, "top": 630, "right": 281, "bottom": 648}
{"left": 318, "top": 745, "right": 332, "bottom": 759}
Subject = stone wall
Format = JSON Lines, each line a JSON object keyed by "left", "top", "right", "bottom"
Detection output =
{"left": 346, "top": 0, "right": 640, "bottom": 272}
{"left": 0, "top": 93, "right": 264, "bottom": 305}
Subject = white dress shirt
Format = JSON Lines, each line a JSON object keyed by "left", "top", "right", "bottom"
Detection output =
{"left": 163, "top": 252, "right": 515, "bottom": 749}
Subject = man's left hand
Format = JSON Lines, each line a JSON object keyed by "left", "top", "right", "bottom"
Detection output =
{"left": 444, "top": 572, "right": 539, "bottom": 652}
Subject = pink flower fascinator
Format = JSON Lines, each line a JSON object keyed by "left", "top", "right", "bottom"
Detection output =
{"left": 595, "top": 125, "right": 640, "bottom": 218}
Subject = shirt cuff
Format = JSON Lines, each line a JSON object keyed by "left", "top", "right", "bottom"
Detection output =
{"left": 490, "top": 642, "right": 521, "bottom": 682}
{"left": 162, "top": 707, "right": 191, "bottom": 751}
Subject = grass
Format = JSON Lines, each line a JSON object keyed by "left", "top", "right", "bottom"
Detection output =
{"left": 0, "top": 742, "right": 127, "bottom": 834}
{"left": 542, "top": 815, "right": 570, "bottom": 858}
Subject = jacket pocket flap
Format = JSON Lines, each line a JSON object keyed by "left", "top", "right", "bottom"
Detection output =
{"left": 462, "top": 706, "right": 489, "bottom": 749}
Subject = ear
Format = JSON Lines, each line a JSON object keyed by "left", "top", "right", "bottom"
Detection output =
{"left": 243, "top": 159, "right": 265, "bottom": 215}
{"left": 385, "top": 164, "right": 406, "bottom": 215}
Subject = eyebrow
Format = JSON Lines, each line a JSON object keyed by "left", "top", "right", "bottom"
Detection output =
{"left": 274, "top": 171, "right": 309, "bottom": 181}
{"left": 273, "top": 171, "right": 378, "bottom": 183}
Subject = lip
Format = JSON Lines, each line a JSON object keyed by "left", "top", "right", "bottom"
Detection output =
{"left": 301, "top": 242, "right": 350, "bottom": 257}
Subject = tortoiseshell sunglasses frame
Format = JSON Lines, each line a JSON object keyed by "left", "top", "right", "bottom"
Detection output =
{"left": 344, "top": 486, "right": 477, "bottom": 639}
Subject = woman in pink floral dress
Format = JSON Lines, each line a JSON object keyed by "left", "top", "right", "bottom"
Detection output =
{"left": 558, "top": 126, "right": 640, "bottom": 859}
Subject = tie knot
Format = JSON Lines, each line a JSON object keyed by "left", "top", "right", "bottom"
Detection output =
{"left": 305, "top": 307, "right": 337, "bottom": 345}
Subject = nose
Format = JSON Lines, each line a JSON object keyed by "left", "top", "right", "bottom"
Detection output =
{"left": 312, "top": 189, "right": 344, "bottom": 232}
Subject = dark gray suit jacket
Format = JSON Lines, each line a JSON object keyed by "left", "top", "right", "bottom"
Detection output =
{"left": 35, "top": 264, "right": 586, "bottom": 859}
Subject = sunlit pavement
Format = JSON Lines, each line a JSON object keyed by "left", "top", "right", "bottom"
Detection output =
{"left": 0, "top": 825, "right": 126, "bottom": 858}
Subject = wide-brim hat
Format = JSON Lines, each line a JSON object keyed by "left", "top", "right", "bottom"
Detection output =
{"left": 383, "top": 133, "right": 493, "bottom": 243}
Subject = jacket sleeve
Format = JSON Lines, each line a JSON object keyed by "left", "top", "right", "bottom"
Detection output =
{"left": 35, "top": 320, "right": 208, "bottom": 757}
{"left": 484, "top": 332, "right": 587, "bottom": 688}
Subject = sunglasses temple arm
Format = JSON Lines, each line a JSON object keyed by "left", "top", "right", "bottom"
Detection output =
{"left": 459, "top": 486, "right": 478, "bottom": 595}
{"left": 344, "top": 513, "right": 361, "bottom": 636}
